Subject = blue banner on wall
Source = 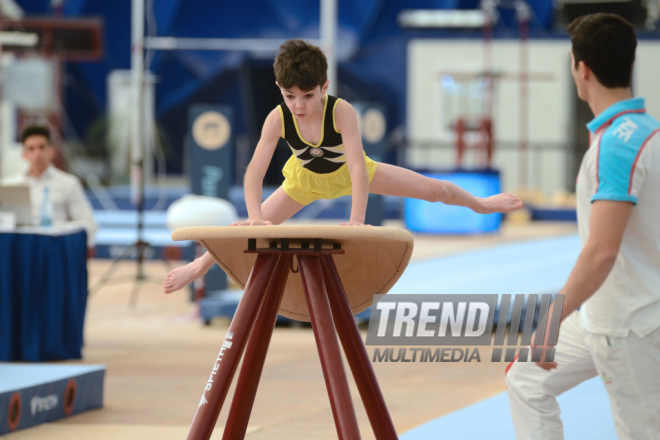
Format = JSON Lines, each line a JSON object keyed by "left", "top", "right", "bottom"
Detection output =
{"left": 188, "top": 105, "right": 234, "bottom": 292}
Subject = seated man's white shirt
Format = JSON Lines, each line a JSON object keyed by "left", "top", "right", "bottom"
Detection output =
{"left": 3, "top": 165, "right": 98, "bottom": 246}
{"left": 576, "top": 97, "right": 660, "bottom": 338}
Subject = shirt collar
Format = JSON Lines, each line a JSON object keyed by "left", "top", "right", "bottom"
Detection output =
{"left": 586, "top": 97, "right": 646, "bottom": 133}
{"left": 25, "top": 164, "right": 55, "bottom": 180}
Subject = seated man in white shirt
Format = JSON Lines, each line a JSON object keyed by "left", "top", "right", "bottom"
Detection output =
{"left": 4, "top": 125, "right": 97, "bottom": 247}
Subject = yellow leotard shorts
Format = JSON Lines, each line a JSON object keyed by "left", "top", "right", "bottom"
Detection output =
{"left": 281, "top": 152, "right": 378, "bottom": 206}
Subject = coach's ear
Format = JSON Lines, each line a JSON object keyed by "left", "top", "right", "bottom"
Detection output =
{"left": 577, "top": 60, "right": 591, "bottom": 81}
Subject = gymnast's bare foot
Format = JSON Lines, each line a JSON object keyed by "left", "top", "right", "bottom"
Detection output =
{"left": 477, "top": 194, "right": 523, "bottom": 214}
{"left": 163, "top": 261, "right": 203, "bottom": 293}
{"left": 163, "top": 219, "right": 272, "bottom": 293}
{"left": 163, "top": 253, "right": 215, "bottom": 294}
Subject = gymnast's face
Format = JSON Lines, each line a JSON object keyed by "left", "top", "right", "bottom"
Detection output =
{"left": 278, "top": 80, "right": 329, "bottom": 120}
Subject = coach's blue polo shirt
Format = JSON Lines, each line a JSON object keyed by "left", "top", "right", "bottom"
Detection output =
{"left": 576, "top": 97, "right": 660, "bottom": 337}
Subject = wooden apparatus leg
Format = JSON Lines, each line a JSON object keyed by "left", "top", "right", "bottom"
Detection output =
{"left": 320, "top": 254, "right": 399, "bottom": 439}
{"left": 298, "top": 255, "right": 361, "bottom": 440}
{"left": 187, "top": 254, "right": 279, "bottom": 440}
{"left": 221, "top": 255, "right": 292, "bottom": 440}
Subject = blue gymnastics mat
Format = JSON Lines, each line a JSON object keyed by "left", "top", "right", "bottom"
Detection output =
{"left": 401, "top": 376, "right": 617, "bottom": 439}
{"left": 0, "top": 364, "right": 105, "bottom": 435}
{"left": 388, "top": 234, "right": 580, "bottom": 297}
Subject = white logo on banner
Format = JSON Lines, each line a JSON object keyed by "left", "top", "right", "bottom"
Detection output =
{"left": 361, "top": 109, "right": 386, "bottom": 144}
{"left": 193, "top": 111, "right": 231, "bottom": 150}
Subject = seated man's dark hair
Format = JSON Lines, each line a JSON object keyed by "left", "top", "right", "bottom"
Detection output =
{"left": 21, "top": 125, "right": 51, "bottom": 144}
{"left": 568, "top": 13, "right": 636, "bottom": 88}
{"left": 273, "top": 39, "right": 328, "bottom": 91}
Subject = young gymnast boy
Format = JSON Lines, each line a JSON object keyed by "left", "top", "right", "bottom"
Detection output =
{"left": 163, "top": 39, "right": 522, "bottom": 293}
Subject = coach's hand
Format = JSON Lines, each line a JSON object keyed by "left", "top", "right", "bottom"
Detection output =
{"left": 534, "top": 353, "right": 558, "bottom": 371}
{"left": 530, "top": 331, "right": 558, "bottom": 371}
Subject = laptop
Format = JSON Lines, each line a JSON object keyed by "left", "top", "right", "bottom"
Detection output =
{"left": 0, "top": 185, "right": 33, "bottom": 225}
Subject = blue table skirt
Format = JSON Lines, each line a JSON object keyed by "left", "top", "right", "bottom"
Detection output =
{"left": 0, "top": 230, "right": 88, "bottom": 361}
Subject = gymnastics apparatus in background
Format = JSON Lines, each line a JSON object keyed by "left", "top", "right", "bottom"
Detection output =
{"left": 172, "top": 225, "right": 414, "bottom": 440}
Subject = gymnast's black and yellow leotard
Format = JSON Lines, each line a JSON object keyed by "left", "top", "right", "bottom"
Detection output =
{"left": 278, "top": 94, "right": 378, "bottom": 205}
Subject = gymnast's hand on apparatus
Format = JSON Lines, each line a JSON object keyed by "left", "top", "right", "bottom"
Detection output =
{"left": 230, "top": 218, "right": 273, "bottom": 226}
{"left": 339, "top": 220, "right": 372, "bottom": 226}
{"left": 477, "top": 193, "right": 523, "bottom": 214}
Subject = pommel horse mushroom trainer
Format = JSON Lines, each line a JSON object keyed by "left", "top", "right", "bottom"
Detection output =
{"left": 172, "top": 224, "right": 413, "bottom": 440}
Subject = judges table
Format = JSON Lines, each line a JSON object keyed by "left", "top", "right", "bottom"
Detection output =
{"left": 0, "top": 227, "right": 88, "bottom": 362}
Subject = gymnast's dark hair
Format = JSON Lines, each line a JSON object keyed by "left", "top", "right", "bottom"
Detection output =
{"left": 274, "top": 39, "right": 328, "bottom": 91}
{"left": 568, "top": 13, "right": 636, "bottom": 88}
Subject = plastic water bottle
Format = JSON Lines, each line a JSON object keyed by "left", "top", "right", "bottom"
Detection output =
{"left": 40, "top": 187, "right": 53, "bottom": 227}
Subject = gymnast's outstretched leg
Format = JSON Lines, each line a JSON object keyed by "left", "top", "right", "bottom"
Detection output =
{"left": 368, "top": 162, "right": 522, "bottom": 213}
{"left": 163, "top": 187, "right": 304, "bottom": 293}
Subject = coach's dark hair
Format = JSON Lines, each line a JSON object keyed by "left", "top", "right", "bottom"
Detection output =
{"left": 21, "top": 125, "right": 51, "bottom": 144}
{"left": 568, "top": 13, "right": 636, "bottom": 88}
{"left": 274, "top": 39, "right": 328, "bottom": 91}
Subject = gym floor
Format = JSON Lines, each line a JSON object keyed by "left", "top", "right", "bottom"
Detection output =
{"left": 6, "top": 220, "right": 577, "bottom": 440}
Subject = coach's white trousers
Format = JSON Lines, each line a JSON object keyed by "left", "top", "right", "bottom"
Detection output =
{"left": 505, "top": 312, "right": 660, "bottom": 440}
